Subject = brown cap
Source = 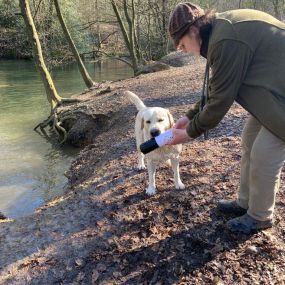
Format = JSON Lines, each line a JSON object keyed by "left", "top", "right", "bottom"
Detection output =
{"left": 168, "top": 2, "right": 205, "bottom": 47}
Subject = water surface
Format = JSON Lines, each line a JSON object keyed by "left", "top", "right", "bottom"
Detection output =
{"left": 0, "top": 59, "right": 132, "bottom": 218}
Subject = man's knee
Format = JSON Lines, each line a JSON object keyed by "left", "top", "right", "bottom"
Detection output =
{"left": 250, "top": 143, "right": 281, "bottom": 177}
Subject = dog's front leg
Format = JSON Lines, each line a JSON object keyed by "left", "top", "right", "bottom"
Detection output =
{"left": 136, "top": 131, "right": 145, "bottom": 169}
{"left": 146, "top": 160, "right": 157, "bottom": 195}
{"left": 137, "top": 151, "right": 146, "bottom": 170}
{"left": 171, "top": 158, "right": 185, "bottom": 189}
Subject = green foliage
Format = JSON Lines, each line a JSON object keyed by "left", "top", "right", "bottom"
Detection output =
{"left": 57, "top": 0, "right": 91, "bottom": 53}
{"left": 0, "top": 0, "right": 29, "bottom": 58}
{"left": 0, "top": 0, "right": 284, "bottom": 63}
{"left": 0, "top": 0, "right": 20, "bottom": 28}
{"left": 33, "top": 0, "right": 92, "bottom": 66}
{"left": 0, "top": 0, "right": 92, "bottom": 64}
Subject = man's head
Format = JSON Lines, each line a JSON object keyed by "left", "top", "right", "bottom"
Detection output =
{"left": 168, "top": 2, "right": 205, "bottom": 54}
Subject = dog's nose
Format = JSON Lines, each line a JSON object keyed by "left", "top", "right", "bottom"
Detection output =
{"left": 150, "top": 129, "right": 161, "bottom": 138}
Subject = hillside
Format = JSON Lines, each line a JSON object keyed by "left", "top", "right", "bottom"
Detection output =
{"left": 0, "top": 60, "right": 284, "bottom": 284}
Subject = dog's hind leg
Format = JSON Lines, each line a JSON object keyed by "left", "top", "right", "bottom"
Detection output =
{"left": 171, "top": 158, "right": 185, "bottom": 189}
{"left": 146, "top": 160, "right": 157, "bottom": 195}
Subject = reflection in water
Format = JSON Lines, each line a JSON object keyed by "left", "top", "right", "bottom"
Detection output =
{"left": 0, "top": 59, "right": 132, "bottom": 218}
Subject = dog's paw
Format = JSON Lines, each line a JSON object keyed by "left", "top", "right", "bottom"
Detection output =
{"left": 146, "top": 186, "right": 156, "bottom": 195}
{"left": 137, "top": 163, "right": 146, "bottom": 170}
{"left": 175, "top": 181, "right": 185, "bottom": 189}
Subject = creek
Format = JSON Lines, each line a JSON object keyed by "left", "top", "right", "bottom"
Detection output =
{"left": 0, "top": 59, "right": 132, "bottom": 218}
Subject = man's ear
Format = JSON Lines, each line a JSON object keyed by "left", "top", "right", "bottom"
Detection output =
{"left": 167, "top": 111, "right": 174, "bottom": 128}
{"left": 189, "top": 25, "right": 200, "bottom": 36}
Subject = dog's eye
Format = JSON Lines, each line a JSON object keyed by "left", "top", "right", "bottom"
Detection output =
{"left": 158, "top": 119, "right": 164, "bottom": 122}
{"left": 146, "top": 120, "right": 151, "bottom": 124}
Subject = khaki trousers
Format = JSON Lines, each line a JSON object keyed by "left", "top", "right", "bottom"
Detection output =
{"left": 237, "top": 116, "right": 285, "bottom": 221}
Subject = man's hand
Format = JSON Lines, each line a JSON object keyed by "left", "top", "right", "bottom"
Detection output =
{"left": 166, "top": 128, "right": 191, "bottom": 145}
{"left": 166, "top": 116, "right": 192, "bottom": 145}
{"left": 173, "top": 116, "right": 190, "bottom": 129}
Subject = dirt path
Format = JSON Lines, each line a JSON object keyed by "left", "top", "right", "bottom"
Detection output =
{"left": 0, "top": 60, "right": 284, "bottom": 284}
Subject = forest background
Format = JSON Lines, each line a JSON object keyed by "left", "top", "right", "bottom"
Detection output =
{"left": 1, "top": 0, "right": 285, "bottom": 69}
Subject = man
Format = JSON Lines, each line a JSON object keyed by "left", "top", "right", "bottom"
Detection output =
{"left": 167, "top": 2, "right": 285, "bottom": 234}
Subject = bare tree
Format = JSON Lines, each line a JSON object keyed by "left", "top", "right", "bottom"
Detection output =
{"left": 95, "top": 0, "right": 101, "bottom": 50}
{"left": 111, "top": 0, "right": 141, "bottom": 74}
{"left": 272, "top": 0, "right": 282, "bottom": 19}
{"left": 19, "top": 0, "right": 79, "bottom": 143}
{"left": 238, "top": 0, "right": 242, "bottom": 8}
{"left": 53, "top": 0, "right": 96, "bottom": 88}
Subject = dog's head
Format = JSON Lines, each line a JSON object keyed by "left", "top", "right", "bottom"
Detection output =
{"left": 141, "top": 107, "right": 174, "bottom": 140}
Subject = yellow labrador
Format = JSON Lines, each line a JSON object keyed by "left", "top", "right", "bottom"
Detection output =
{"left": 125, "top": 91, "right": 185, "bottom": 195}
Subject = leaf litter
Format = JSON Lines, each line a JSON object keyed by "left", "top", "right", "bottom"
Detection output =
{"left": 0, "top": 58, "right": 284, "bottom": 284}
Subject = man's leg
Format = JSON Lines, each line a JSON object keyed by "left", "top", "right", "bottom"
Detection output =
{"left": 227, "top": 126, "right": 285, "bottom": 233}
{"left": 218, "top": 116, "right": 261, "bottom": 215}
{"left": 238, "top": 116, "right": 261, "bottom": 209}
{"left": 247, "top": 127, "right": 285, "bottom": 221}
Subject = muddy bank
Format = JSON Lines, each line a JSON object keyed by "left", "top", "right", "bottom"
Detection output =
{"left": 0, "top": 58, "right": 285, "bottom": 284}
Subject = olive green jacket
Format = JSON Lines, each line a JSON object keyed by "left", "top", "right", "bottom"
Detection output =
{"left": 186, "top": 9, "right": 285, "bottom": 142}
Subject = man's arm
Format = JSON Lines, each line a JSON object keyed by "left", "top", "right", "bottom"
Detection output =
{"left": 186, "top": 100, "right": 201, "bottom": 120}
{"left": 186, "top": 40, "right": 253, "bottom": 138}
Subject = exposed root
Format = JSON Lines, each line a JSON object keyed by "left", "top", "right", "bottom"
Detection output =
{"left": 34, "top": 97, "right": 82, "bottom": 144}
{"left": 34, "top": 113, "right": 60, "bottom": 143}
{"left": 34, "top": 115, "right": 54, "bottom": 140}
{"left": 53, "top": 112, "right": 67, "bottom": 144}
{"left": 34, "top": 91, "right": 109, "bottom": 145}
{"left": 34, "top": 108, "right": 68, "bottom": 144}
{"left": 60, "top": 98, "right": 81, "bottom": 103}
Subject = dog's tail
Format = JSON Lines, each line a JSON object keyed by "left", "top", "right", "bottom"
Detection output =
{"left": 124, "top": 91, "right": 146, "bottom": 111}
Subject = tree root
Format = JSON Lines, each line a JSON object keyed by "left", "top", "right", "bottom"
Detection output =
{"left": 34, "top": 98, "right": 81, "bottom": 145}
{"left": 34, "top": 112, "right": 66, "bottom": 144}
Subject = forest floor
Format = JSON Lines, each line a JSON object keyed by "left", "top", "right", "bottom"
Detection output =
{"left": 0, "top": 58, "right": 285, "bottom": 285}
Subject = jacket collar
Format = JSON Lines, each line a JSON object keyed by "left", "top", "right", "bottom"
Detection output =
{"left": 200, "top": 22, "right": 214, "bottom": 59}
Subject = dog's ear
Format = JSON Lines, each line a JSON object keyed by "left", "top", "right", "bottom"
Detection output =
{"left": 141, "top": 118, "right": 144, "bottom": 130}
{"left": 167, "top": 111, "right": 174, "bottom": 128}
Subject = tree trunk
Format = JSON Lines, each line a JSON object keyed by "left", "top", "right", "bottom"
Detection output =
{"left": 132, "top": 0, "right": 143, "bottom": 63}
{"left": 111, "top": 0, "right": 139, "bottom": 74}
{"left": 19, "top": 0, "right": 62, "bottom": 110}
{"left": 253, "top": 0, "right": 258, "bottom": 9}
{"left": 53, "top": 0, "right": 95, "bottom": 88}
{"left": 162, "top": 0, "right": 168, "bottom": 53}
{"left": 95, "top": 0, "right": 101, "bottom": 50}
{"left": 20, "top": 0, "right": 81, "bottom": 144}
{"left": 123, "top": 0, "right": 139, "bottom": 72}
{"left": 238, "top": 0, "right": 242, "bottom": 8}
{"left": 272, "top": 0, "right": 281, "bottom": 19}
{"left": 146, "top": 0, "right": 152, "bottom": 60}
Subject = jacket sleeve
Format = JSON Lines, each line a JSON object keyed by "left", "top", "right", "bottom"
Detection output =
{"left": 186, "top": 39, "right": 253, "bottom": 138}
{"left": 186, "top": 100, "right": 201, "bottom": 120}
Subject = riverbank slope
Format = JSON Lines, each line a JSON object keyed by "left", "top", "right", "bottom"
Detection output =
{"left": 0, "top": 60, "right": 284, "bottom": 284}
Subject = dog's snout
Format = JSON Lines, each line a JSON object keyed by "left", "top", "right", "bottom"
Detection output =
{"left": 150, "top": 129, "right": 161, "bottom": 138}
